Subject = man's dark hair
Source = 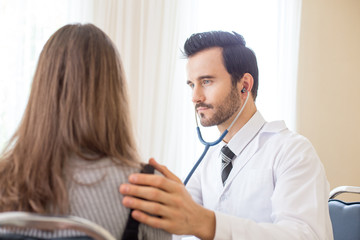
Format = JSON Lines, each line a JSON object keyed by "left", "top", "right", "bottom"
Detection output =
{"left": 184, "top": 31, "right": 259, "bottom": 100}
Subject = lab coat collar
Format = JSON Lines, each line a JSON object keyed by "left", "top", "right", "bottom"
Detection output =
{"left": 261, "top": 119, "right": 287, "bottom": 133}
{"left": 226, "top": 111, "right": 266, "bottom": 156}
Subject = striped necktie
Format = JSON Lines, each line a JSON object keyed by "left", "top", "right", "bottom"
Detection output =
{"left": 221, "top": 145, "right": 235, "bottom": 185}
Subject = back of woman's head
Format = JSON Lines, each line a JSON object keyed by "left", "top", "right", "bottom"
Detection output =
{"left": 0, "top": 23, "right": 139, "bottom": 213}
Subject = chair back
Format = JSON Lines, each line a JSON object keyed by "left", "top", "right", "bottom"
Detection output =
{"left": 329, "top": 186, "right": 360, "bottom": 240}
{"left": 0, "top": 212, "right": 116, "bottom": 240}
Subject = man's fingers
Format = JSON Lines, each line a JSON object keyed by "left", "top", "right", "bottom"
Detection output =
{"left": 131, "top": 209, "right": 174, "bottom": 231}
{"left": 126, "top": 172, "right": 181, "bottom": 193}
{"left": 122, "top": 196, "right": 174, "bottom": 219}
{"left": 149, "top": 158, "right": 182, "bottom": 183}
{"left": 131, "top": 209, "right": 185, "bottom": 235}
{"left": 120, "top": 183, "right": 170, "bottom": 204}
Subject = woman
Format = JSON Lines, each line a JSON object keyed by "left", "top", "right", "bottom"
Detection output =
{"left": 0, "top": 23, "right": 170, "bottom": 240}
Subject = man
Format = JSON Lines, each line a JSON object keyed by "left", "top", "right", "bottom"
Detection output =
{"left": 119, "top": 31, "right": 333, "bottom": 239}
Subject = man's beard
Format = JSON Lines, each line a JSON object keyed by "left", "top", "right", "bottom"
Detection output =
{"left": 196, "top": 86, "right": 241, "bottom": 127}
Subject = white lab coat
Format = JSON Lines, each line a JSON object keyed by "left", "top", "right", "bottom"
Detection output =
{"left": 185, "top": 112, "right": 333, "bottom": 240}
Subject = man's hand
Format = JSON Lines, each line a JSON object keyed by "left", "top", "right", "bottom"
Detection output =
{"left": 119, "top": 158, "right": 215, "bottom": 240}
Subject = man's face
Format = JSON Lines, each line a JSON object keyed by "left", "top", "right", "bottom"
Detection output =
{"left": 186, "top": 47, "right": 241, "bottom": 127}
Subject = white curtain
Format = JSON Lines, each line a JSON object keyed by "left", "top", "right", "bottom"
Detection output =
{"left": 0, "top": 0, "right": 92, "bottom": 151}
{"left": 275, "top": 0, "right": 302, "bottom": 131}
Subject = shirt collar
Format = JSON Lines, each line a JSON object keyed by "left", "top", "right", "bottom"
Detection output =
{"left": 226, "top": 111, "right": 266, "bottom": 157}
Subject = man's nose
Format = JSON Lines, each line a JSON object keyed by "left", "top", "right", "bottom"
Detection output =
{"left": 192, "top": 86, "right": 205, "bottom": 104}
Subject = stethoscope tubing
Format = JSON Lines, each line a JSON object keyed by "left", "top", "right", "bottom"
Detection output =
{"left": 183, "top": 144, "right": 210, "bottom": 185}
{"left": 184, "top": 91, "right": 250, "bottom": 185}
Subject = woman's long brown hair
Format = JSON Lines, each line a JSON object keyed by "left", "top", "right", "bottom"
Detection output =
{"left": 0, "top": 24, "right": 140, "bottom": 214}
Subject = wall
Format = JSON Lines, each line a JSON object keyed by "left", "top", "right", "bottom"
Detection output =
{"left": 297, "top": 0, "right": 360, "bottom": 200}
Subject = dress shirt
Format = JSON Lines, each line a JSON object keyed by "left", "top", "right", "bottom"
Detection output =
{"left": 186, "top": 111, "right": 333, "bottom": 239}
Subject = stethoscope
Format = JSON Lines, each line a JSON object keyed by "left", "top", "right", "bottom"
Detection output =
{"left": 184, "top": 88, "right": 250, "bottom": 185}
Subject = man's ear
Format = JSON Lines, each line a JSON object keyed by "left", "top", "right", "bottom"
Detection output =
{"left": 237, "top": 73, "right": 254, "bottom": 96}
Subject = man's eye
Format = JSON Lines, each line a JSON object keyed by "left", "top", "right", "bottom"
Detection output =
{"left": 188, "top": 83, "right": 194, "bottom": 88}
{"left": 203, "top": 80, "right": 211, "bottom": 85}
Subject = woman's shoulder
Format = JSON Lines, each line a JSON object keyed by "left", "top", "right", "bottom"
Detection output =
{"left": 65, "top": 155, "right": 141, "bottom": 185}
